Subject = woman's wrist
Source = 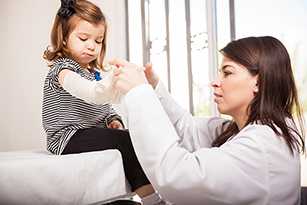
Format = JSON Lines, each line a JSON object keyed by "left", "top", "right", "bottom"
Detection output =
{"left": 149, "top": 77, "right": 159, "bottom": 89}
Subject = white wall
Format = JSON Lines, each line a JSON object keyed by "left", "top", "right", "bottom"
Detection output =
{"left": 0, "top": 0, "right": 127, "bottom": 151}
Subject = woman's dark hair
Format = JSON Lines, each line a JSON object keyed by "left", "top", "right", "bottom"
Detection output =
{"left": 212, "top": 36, "right": 305, "bottom": 154}
{"left": 43, "top": 0, "right": 107, "bottom": 70}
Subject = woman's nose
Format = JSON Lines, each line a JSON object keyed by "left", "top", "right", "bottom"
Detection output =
{"left": 211, "top": 79, "right": 221, "bottom": 88}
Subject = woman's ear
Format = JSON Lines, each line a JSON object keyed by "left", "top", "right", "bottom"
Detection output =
{"left": 253, "top": 76, "right": 259, "bottom": 93}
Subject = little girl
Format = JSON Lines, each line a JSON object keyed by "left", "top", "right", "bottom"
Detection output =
{"left": 42, "top": 0, "right": 169, "bottom": 204}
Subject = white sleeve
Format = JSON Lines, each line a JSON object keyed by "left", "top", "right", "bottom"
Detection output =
{"left": 62, "top": 70, "right": 121, "bottom": 105}
{"left": 122, "top": 84, "right": 269, "bottom": 205}
{"left": 154, "top": 81, "right": 227, "bottom": 150}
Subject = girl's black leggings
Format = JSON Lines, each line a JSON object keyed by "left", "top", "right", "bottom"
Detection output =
{"left": 62, "top": 127, "right": 150, "bottom": 191}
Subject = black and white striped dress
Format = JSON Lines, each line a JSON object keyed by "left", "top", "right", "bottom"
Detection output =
{"left": 42, "top": 58, "right": 120, "bottom": 155}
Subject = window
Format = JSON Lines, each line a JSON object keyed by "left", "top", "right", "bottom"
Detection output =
{"left": 234, "top": 0, "right": 307, "bottom": 120}
{"left": 127, "top": 0, "right": 233, "bottom": 116}
{"left": 127, "top": 0, "right": 306, "bottom": 119}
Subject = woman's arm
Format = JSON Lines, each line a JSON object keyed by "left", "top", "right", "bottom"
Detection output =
{"left": 144, "top": 63, "right": 226, "bottom": 149}
{"left": 154, "top": 80, "right": 226, "bottom": 150}
{"left": 122, "top": 84, "right": 269, "bottom": 205}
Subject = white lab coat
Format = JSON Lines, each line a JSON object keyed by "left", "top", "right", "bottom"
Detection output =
{"left": 121, "top": 82, "right": 301, "bottom": 205}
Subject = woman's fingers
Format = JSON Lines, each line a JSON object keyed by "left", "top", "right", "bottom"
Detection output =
{"left": 108, "top": 58, "right": 129, "bottom": 67}
{"left": 113, "top": 64, "right": 147, "bottom": 94}
{"left": 144, "top": 62, "right": 153, "bottom": 79}
{"left": 109, "top": 58, "right": 140, "bottom": 69}
{"left": 144, "top": 62, "right": 159, "bottom": 88}
{"left": 144, "top": 62, "right": 152, "bottom": 71}
{"left": 109, "top": 58, "right": 150, "bottom": 94}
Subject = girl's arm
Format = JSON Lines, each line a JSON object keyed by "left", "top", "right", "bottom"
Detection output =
{"left": 58, "top": 69, "right": 120, "bottom": 104}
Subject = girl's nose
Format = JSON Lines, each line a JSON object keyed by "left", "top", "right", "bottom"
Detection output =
{"left": 87, "top": 41, "right": 95, "bottom": 50}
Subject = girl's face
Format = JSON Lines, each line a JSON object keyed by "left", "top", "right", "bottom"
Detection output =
{"left": 66, "top": 19, "right": 105, "bottom": 68}
{"left": 211, "top": 56, "right": 258, "bottom": 122}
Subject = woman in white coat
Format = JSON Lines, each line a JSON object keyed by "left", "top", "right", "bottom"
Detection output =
{"left": 112, "top": 36, "right": 305, "bottom": 205}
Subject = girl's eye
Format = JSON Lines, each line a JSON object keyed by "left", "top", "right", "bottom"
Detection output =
{"left": 79, "top": 37, "right": 87, "bottom": 41}
{"left": 95, "top": 40, "right": 103, "bottom": 44}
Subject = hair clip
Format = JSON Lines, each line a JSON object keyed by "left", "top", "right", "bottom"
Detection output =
{"left": 57, "top": 0, "right": 75, "bottom": 19}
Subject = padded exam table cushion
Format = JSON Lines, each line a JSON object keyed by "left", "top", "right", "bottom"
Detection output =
{"left": 0, "top": 150, "right": 127, "bottom": 205}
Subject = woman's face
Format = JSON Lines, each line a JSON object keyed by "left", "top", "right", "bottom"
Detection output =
{"left": 212, "top": 56, "right": 258, "bottom": 120}
{"left": 66, "top": 18, "right": 105, "bottom": 68}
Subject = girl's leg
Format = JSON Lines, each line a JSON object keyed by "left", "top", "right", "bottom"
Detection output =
{"left": 62, "top": 127, "right": 154, "bottom": 196}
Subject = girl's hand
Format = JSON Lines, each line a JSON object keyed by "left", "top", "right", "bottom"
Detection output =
{"left": 107, "top": 120, "right": 123, "bottom": 129}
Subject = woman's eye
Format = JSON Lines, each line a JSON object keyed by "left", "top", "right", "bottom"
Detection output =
{"left": 223, "top": 71, "right": 232, "bottom": 77}
{"left": 95, "top": 40, "right": 102, "bottom": 44}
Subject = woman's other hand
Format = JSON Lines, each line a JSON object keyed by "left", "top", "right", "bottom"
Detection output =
{"left": 110, "top": 58, "right": 148, "bottom": 94}
{"left": 144, "top": 63, "right": 159, "bottom": 89}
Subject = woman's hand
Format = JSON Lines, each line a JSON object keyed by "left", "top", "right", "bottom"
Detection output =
{"left": 109, "top": 59, "right": 148, "bottom": 94}
{"left": 144, "top": 63, "right": 159, "bottom": 89}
